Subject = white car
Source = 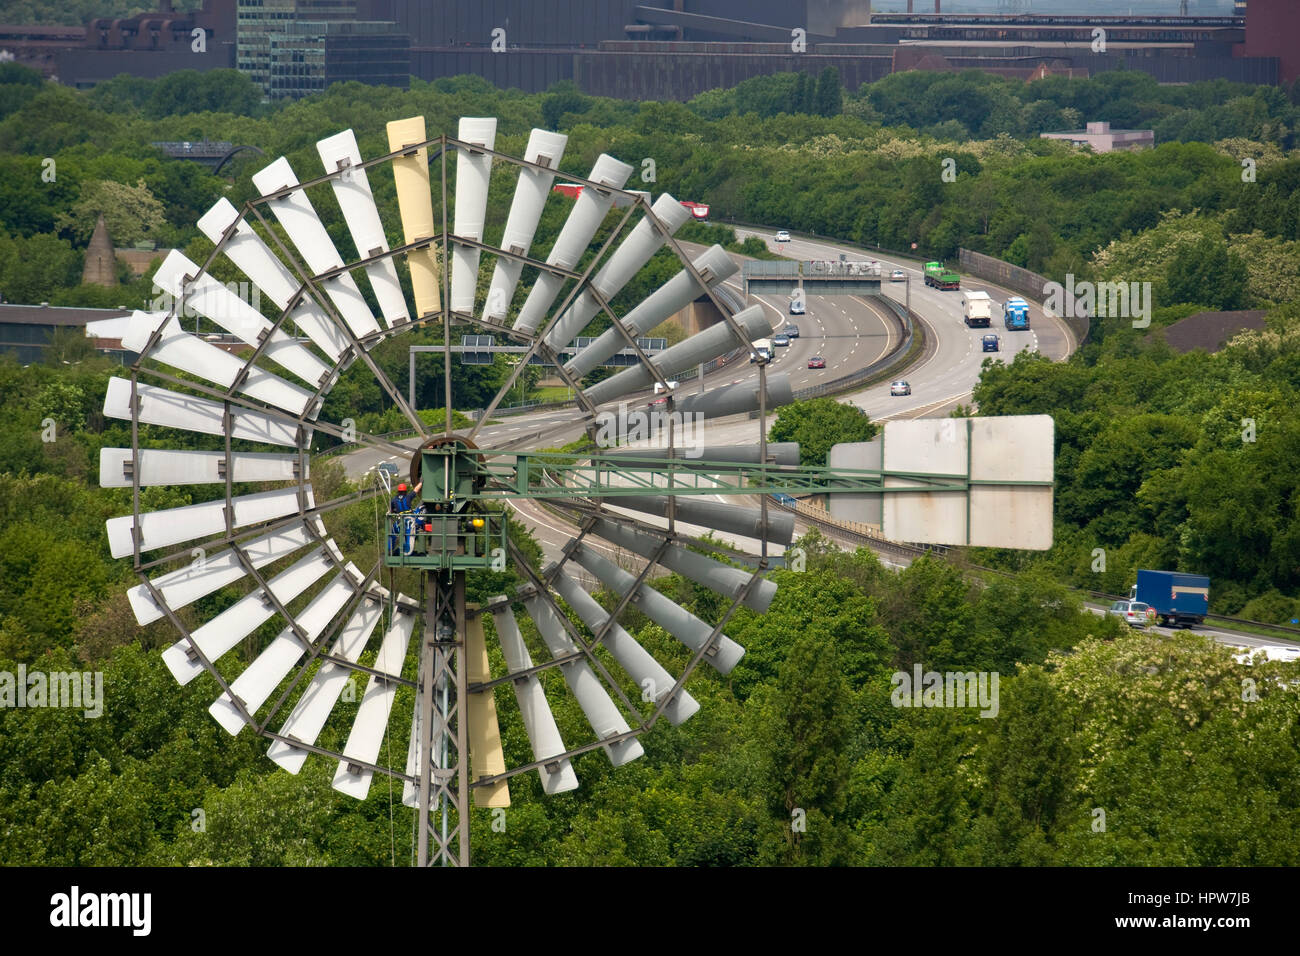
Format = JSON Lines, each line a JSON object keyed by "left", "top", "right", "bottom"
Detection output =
{"left": 889, "top": 380, "right": 911, "bottom": 396}
{"left": 774, "top": 230, "right": 791, "bottom": 242}
{"left": 890, "top": 269, "right": 906, "bottom": 282}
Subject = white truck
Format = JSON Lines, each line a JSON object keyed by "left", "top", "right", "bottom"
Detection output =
{"left": 749, "top": 338, "right": 773, "bottom": 363}
{"left": 962, "top": 290, "right": 993, "bottom": 328}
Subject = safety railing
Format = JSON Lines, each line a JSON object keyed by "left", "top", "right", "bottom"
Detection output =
{"left": 383, "top": 510, "right": 506, "bottom": 570}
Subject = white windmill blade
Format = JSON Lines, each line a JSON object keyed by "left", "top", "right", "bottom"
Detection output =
{"left": 268, "top": 590, "right": 387, "bottom": 774}
{"left": 543, "top": 192, "right": 691, "bottom": 351}
{"left": 583, "top": 303, "right": 773, "bottom": 406}
{"left": 122, "top": 310, "right": 315, "bottom": 417}
{"left": 209, "top": 565, "right": 361, "bottom": 736}
{"left": 125, "top": 519, "right": 325, "bottom": 626}
{"left": 99, "top": 447, "right": 302, "bottom": 487}
{"left": 570, "top": 544, "right": 746, "bottom": 675}
{"left": 513, "top": 153, "right": 634, "bottom": 335}
{"left": 152, "top": 252, "right": 332, "bottom": 388}
{"left": 587, "top": 515, "right": 778, "bottom": 613}
{"left": 564, "top": 244, "right": 736, "bottom": 378}
{"left": 316, "top": 130, "right": 410, "bottom": 328}
{"left": 522, "top": 591, "right": 644, "bottom": 767}
{"left": 106, "top": 486, "right": 312, "bottom": 560}
{"left": 400, "top": 703, "right": 422, "bottom": 808}
{"left": 449, "top": 117, "right": 497, "bottom": 313}
{"left": 104, "top": 377, "right": 302, "bottom": 447}
{"left": 197, "top": 197, "right": 351, "bottom": 362}
{"left": 386, "top": 116, "right": 441, "bottom": 318}
{"left": 332, "top": 599, "right": 417, "bottom": 800}
{"left": 487, "top": 601, "right": 578, "bottom": 794}
{"left": 250, "top": 157, "right": 382, "bottom": 341}
{"left": 161, "top": 544, "right": 340, "bottom": 685}
{"left": 482, "top": 128, "right": 568, "bottom": 323}
{"left": 602, "top": 496, "right": 794, "bottom": 547}
{"left": 465, "top": 609, "right": 509, "bottom": 807}
{"left": 549, "top": 568, "right": 700, "bottom": 726}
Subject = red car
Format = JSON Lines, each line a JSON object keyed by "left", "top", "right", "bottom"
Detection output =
{"left": 808, "top": 356, "right": 826, "bottom": 369}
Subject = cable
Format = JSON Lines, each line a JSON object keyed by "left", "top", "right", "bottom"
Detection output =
{"left": 368, "top": 468, "right": 399, "bottom": 867}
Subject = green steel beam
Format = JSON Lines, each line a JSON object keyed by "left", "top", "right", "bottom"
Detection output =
{"left": 414, "top": 447, "right": 1054, "bottom": 502}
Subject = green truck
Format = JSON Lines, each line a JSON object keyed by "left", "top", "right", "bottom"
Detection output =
{"left": 923, "top": 261, "right": 961, "bottom": 290}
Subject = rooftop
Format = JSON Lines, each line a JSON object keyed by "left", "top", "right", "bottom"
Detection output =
{"left": 1152, "top": 309, "right": 1269, "bottom": 354}
{"left": 0, "top": 304, "right": 131, "bottom": 327}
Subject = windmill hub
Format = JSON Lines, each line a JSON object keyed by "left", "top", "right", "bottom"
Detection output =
{"left": 387, "top": 435, "right": 499, "bottom": 570}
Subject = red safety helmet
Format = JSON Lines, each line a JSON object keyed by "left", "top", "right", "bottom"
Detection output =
{"left": 397, "top": 483, "right": 407, "bottom": 492}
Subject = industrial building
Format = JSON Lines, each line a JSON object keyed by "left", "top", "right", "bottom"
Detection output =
{"left": 0, "top": 0, "right": 1294, "bottom": 100}
{"left": 354, "top": 0, "right": 1295, "bottom": 97}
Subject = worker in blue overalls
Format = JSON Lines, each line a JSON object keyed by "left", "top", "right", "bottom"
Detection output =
{"left": 388, "top": 482, "right": 421, "bottom": 555}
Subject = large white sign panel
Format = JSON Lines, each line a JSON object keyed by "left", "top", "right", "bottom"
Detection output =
{"left": 829, "top": 415, "right": 1054, "bottom": 550}
{"left": 880, "top": 414, "right": 1054, "bottom": 549}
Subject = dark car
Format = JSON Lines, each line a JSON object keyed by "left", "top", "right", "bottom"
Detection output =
{"left": 784, "top": 324, "right": 800, "bottom": 338}
{"left": 808, "top": 356, "right": 826, "bottom": 369}
{"left": 982, "top": 334, "right": 1000, "bottom": 352}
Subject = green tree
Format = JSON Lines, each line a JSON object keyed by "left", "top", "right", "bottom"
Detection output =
{"left": 143, "top": 69, "right": 262, "bottom": 119}
{"left": 0, "top": 232, "right": 81, "bottom": 302}
{"left": 813, "top": 66, "right": 842, "bottom": 118}
{"left": 541, "top": 81, "right": 590, "bottom": 130}
{"left": 964, "top": 667, "right": 1077, "bottom": 864}
{"left": 55, "top": 179, "right": 166, "bottom": 247}
{"left": 1164, "top": 234, "right": 1249, "bottom": 309}
{"left": 752, "top": 631, "right": 856, "bottom": 864}
{"left": 768, "top": 396, "right": 878, "bottom": 467}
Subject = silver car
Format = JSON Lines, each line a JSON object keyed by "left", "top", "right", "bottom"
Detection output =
{"left": 1107, "top": 600, "right": 1156, "bottom": 627}
{"left": 889, "top": 380, "right": 911, "bottom": 396}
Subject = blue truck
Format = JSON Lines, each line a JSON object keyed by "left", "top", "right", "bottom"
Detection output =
{"left": 1003, "top": 297, "right": 1030, "bottom": 330}
{"left": 1129, "top": 569, "right": 1210, "bottom": 628}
